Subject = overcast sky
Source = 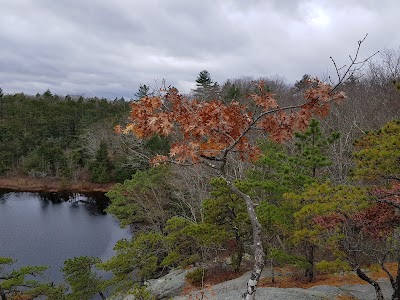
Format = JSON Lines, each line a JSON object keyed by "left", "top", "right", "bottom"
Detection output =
{"left": 0, "top": 0, "right": 398, "bottom": 99}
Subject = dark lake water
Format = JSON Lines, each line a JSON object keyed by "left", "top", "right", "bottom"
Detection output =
{"left": 0, "top": 190, "right": 131, "bottom": 286}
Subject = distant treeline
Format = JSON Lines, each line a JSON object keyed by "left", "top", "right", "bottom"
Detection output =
{"left": 1, "top": 46, "right": 399, "bottom": 185}
{"left": 0, "top": 90, "right": 168, "bottom": 183}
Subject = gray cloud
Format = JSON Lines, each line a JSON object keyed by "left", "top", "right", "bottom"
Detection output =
{"left": 0, "top": 0, "right": 398, "bottom": 98}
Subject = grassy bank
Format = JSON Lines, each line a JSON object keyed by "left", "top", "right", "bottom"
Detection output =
{"left": 0, "top": 176, "right": 114, "bottom": 193}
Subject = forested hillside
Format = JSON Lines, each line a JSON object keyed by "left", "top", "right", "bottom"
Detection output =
{"left": 101, "top": 50, "right": 399, "bottom": 300}
{"left": 0, "top": 91, "right": 170, "bottom": 184}
{"left": 0, "top": 48, "right": 400, "bottom": 300}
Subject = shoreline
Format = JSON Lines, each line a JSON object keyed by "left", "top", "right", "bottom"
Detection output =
{"left": 0, "top": 176, "right": 115, "bottom": 193}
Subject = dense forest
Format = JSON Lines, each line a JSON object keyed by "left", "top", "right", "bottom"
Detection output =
{"left": 0, "top": 90, "right": 169, "bottom": 184}
{"left": 0, "top": 48, "right": 400, "bottom": 300}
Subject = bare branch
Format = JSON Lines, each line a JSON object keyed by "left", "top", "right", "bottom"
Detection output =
{"left": 329, "top": 33, "right": 379, "bottom": 93}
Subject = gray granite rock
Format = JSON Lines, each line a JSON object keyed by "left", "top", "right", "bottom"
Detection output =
{"left": 110, "top": 268, "right": 396, "bottom": 300}
{"left": 107, "top": 293, "right": 135, "bottom": 300}
{"left": 174, "top": 286, "right": 347, "bottom": 300}
{"left": 146, "top": 268, "right": 194, "bottom": 299}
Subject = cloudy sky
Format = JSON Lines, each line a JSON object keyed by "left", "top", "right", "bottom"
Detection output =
{"left": 0, "top": 0, "right": 398, "bottom": 99}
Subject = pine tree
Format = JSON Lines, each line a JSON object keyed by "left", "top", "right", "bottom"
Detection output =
{"left": 62, "top": 256, "right": 108, "bottom": 300}
{"left": 0, "top": 257, "right": 54, "bottom": 299}
{"left": 0, "top": 87, "right": 3, "bottom": 121}
{"left": 290, "top": 119, "right": 339, "bottom": 281}
{"left": 292, "top": 118, "right": 339, "bottom": 178}
{"left": 192, "top": 70, "right": 220, "bottom": 101}
{"left": 89, "top": 141, "right": 114, "bottom": 183}
{"left": 246, "top": 120, "right": 339, "bottom": 282}
{"left": 134, "top": 84, "right": 153, "bottom": 100}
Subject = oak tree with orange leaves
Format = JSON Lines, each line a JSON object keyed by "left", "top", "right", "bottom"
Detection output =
{"left": 118, "top": 36, "right": 374, "bottom": 300}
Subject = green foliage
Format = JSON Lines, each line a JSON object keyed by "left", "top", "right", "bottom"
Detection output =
{"left": 43, "top": 89, "right": 53, "bottom": 97}
{"left": 144, "top": 135, "right": 170, "bottom": 155}
{"left": 270, "top": 249, "right": 310, "bottom": 270}
{"left": 106, "top": 166, "right": 172, "bottom": 229}
{"left": 164, "top": 216, "right": 230, "bottom": 267}
{"left": 98, "top": 239, "right": 137, "bottom": 292}
{"left": 196, "top": 70, "right": 213, "bottom": 85}
{"left": 135, "top": 84, "right": 153, "bottom": 100}
{"left": 292, "top": 118, "right": 339, "bottom": 178}
{"left": 204, "top": 178, "right": 250, "bottom": 238}
{"left": 256, "top": 201, "right": 293, "bottom": 236}
{"left": 45, "top": 285, "right": 68, "bottom": 300}
{"left": 0, "top": 91, "right": 131, "bottom": 179}
{"left": 247, "top": 119, "right": 338, "bottom": 205}
{"left": 294, "top": 74, "right": 311, "bottom": 93}
{"left": 202, "top": 125, "right": 338, "bottom": 273}
{"left": 90, "top": 141, "right": 114, "bottom": 183}
{"left": 131, "top": 284, "right": 156, "bottom": 300}
{"left": 284, "top": 181, "right": 370, "bottom": 250}
{"left": 315, "top": 259, "right": 351, "bottom": 275}
{"left": 238, "top": 122, "right": 337, "bottom": 277}
{"left": 353, "top": 119, "right": 400, "bottom": 181}
{"left": 99, "top": 233, "right": 168, "bottom": 289}
{"left": 185, "top": 268, "right": 204, "bottom": 286}
{"left": 249, "top": 140, "right": 298, "bottom": 194}
{"left": 0, "top": 256, "right": 51, "bottom": 299}
{"left": 224, "top": 82, "right": 241, "bottom": 101}
{"left": 62, "top": 256, "right": 108, "bottom": 300}
{"left": 202, "top": 178, "right": 250, "bottom": 270}
{"left": 192, "top": 70, "right": 220, "bottom": 101}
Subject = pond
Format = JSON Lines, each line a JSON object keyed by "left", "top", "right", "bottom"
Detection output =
{"left": 0, "top": 190, "right": 130, "bottom": 286}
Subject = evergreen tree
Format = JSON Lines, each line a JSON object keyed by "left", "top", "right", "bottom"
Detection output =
{"left": 43, "top": 89, "right": 53, "bottom": 98}
{"left": 293, "top": 74, "right": 311, "bottom": 93}
{"left": 0, "top": 87, "right": 3, "bottom": 121}
{"left": 203, "top": 178, "right": 251, "bottom": 271}
{"left": 89, "top": 141, "right": 114, "bottom": 183}
{"left": 62, "top": 256, "right": 108, "bottom": 300}
{"left": 192, "top": 70, "right": 220, "bottom": 101}
{"left": 245, "top": 120, "right": 338, "bottom": 282}
{"left": 99, "top": 233, "right": 168, "bottom": 288}
{"left": 352, "top": 119, "right": 400, "bottom": 181}
{"left": 134, "top": 84, "right": 153, "bottom": 100}
{"left": 292, "top": 118, "right": 339, "bottom": 178}
{"left": 290, "top": 119, "right": 339, "bottom": 281}
{"left": 0, "top": 256, "right": 54, "bottom": 300}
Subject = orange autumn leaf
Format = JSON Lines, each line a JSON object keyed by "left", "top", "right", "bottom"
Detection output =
{"left": 199, "top": 140, "right": 228, "bottom": 157}
{"left": 116, "top": 79, "right": 344, "bottom": 165}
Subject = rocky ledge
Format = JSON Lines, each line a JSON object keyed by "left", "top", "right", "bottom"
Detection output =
{"left": 110, "top": 269, "right": 393, "bottom": 300}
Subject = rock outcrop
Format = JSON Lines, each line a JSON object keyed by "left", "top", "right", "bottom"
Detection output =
{"left": 146, "top": 269, "right": 194, "bottom": 299}
{"left": 108, "top": 269, "right": 394, "bottom": 300}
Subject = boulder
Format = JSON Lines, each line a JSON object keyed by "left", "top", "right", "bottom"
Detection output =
{"left": 107, "top": 293, "right": 135, "bottom": 300}
{"left": 146, "top": 268, "right": 193, "bottom": 299}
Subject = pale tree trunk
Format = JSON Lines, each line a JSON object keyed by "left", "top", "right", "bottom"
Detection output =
{"left": 227, "top": 182, "right": 265, "bottom": 300}
{"left": 391, "top": 227, "right": 400, "bottom": 300}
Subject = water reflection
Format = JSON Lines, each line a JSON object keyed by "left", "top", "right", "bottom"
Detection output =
{"left": 35, "top": 191, "right": 110, "bottom": 214}
{"left": 0, "top": 191, "right": 130, "bottom": 284}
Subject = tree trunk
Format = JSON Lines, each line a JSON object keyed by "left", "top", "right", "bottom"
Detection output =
{"left": 355, "top": 267, "right": 384, "bottom": 300}
{"left": 392, "top": 212, "right": 400, "bottom": 300}
{"left": 271, "top": 258, "right": 275, "bottom": 285}
{"left": 304, "top": 242, "right": 315, "bottom": 282}
{"left": 232, "top": 227, "right": 244, "bottom": 272}
{"left": 393, "top": 286, "right": 400, "bottom": 300}
{"left": 98, "top": 291, "right": 106, "bottom": 300}
{"left": 392, "top": 252, "right": 400, "bottom": 300}
{"left": 227, "top": 182, "right": 265, "bottom": 300}
{"left": 0, "top": 287, "right": 7, "bottom": 300}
